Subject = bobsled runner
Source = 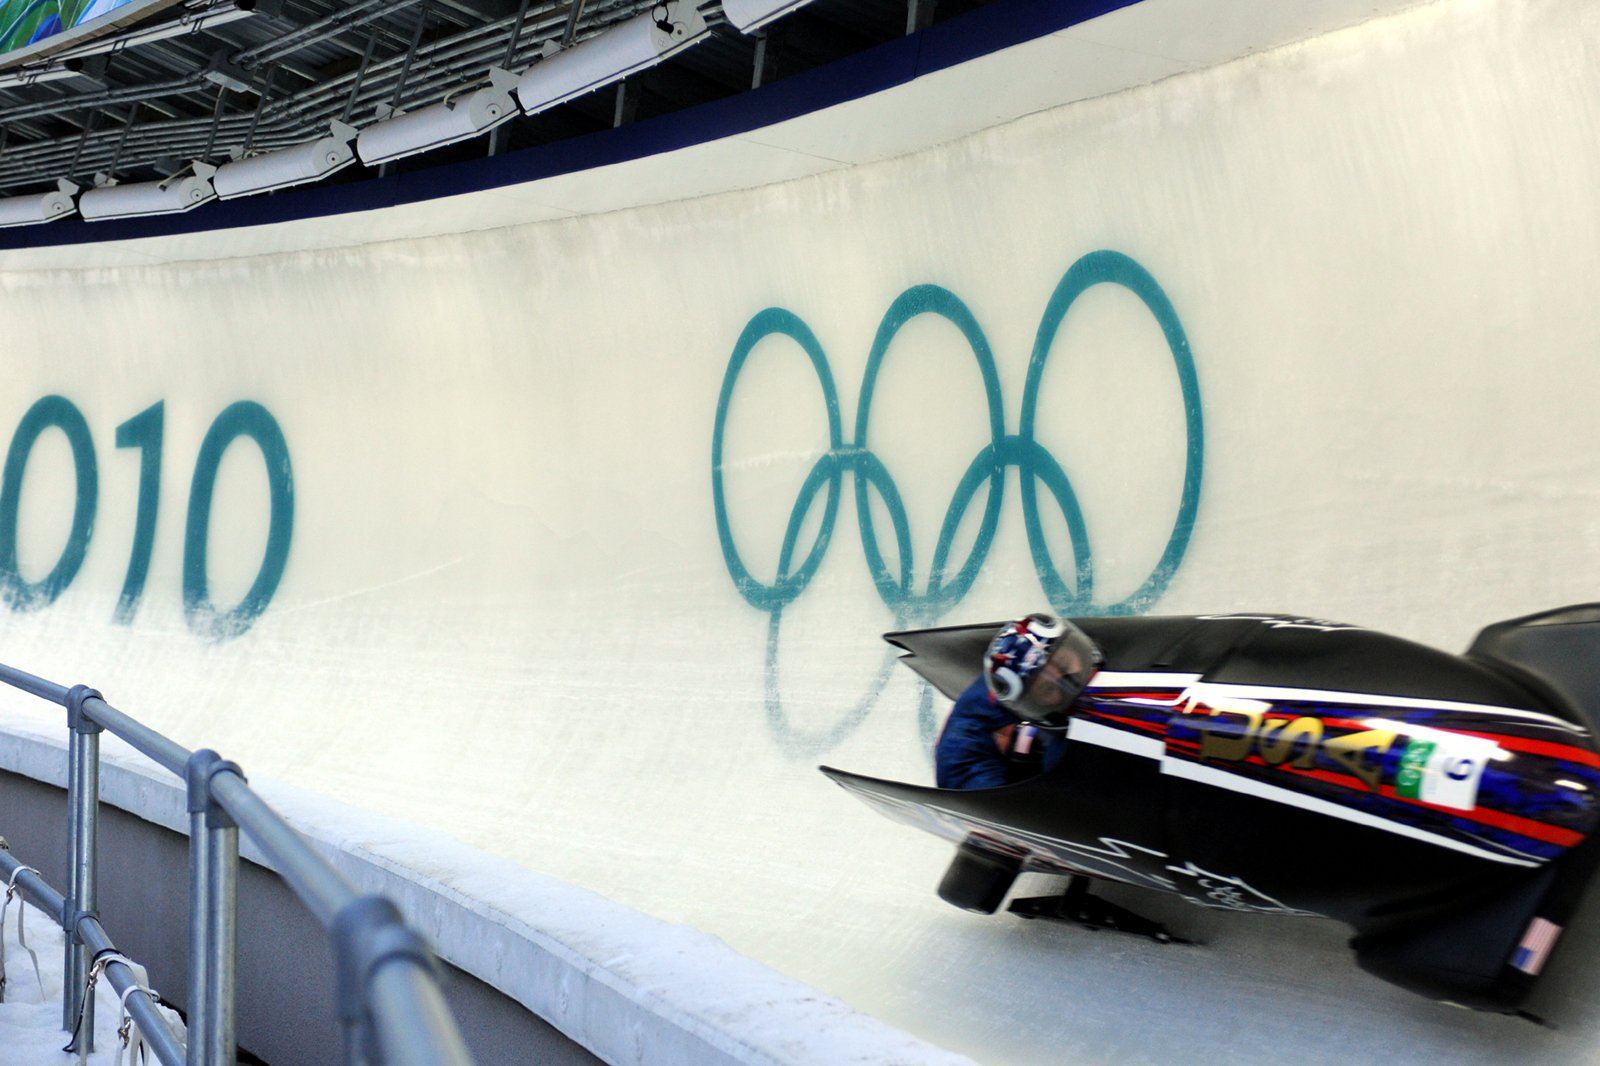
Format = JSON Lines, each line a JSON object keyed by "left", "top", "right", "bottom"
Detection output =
{"left": 821, "top": 605, "right": 1600, "bottom": 1012}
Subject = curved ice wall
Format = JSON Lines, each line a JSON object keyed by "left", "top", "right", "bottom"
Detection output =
{"left": 0, "top": 0, "right": 1598, "bottom": 1061}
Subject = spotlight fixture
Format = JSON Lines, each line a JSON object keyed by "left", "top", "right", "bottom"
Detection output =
{"left": 720, "top": 0, "right": 817, "bottom": 33}
{"left": 0, "top": 179, "right": 79, "bottom": 228}
{"left": 514, "top": 0, "right": 709, "bottom": 117}
{"left": 79, "top": 163, "right": 218, "bottom": 221}
{"left": 214, "top": 122, "right": 359, "bottom": 198}
{"left": 356, "top": 68, "right": 519, "bottom": 166}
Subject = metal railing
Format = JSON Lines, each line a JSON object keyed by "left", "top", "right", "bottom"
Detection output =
{"left": 0, "top": 843, "right": 187, "bottom": 1064}
{"left": 0, "top": 661, "right": 478, "bottom": 1066}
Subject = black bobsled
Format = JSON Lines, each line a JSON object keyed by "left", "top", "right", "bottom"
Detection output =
{"left": 821, "top": 605, "right": 1600, "bottom": 1012}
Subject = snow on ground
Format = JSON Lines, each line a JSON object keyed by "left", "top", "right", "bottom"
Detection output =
{"left": 0, "top": 892, "right": 184, "bottom": 1066}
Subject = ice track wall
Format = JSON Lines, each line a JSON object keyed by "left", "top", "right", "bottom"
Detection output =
{"left": 2, "top": 0, "right": 1600, "bottom": 1062}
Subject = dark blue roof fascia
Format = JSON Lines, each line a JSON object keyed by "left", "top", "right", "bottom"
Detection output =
{"left": 0, "top": 0, "right": 1140, "bottom": 250}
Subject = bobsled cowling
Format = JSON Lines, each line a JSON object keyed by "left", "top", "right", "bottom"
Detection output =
{"left": 822, "top": 605, "right": 1600, "bottom": 1011}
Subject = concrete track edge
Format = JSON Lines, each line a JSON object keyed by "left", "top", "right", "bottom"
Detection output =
{"left": 0, "top": 720, "right": 974, "bottom": 1066}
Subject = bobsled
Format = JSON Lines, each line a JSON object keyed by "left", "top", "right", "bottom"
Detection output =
{"left": 821, "top": 605, "right": 1600, "bottom": 1012}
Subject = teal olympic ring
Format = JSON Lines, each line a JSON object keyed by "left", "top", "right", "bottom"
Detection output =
{"left": 711, "top": 250, "right": 1204, "bottom": 754}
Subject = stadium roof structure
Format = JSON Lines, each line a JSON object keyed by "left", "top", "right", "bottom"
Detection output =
{"left": 0, "top": 0, "right": 994, "bottom": 202}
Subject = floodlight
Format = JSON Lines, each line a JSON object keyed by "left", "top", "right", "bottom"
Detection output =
{"left": 79, "top": 164, "right": 218, "bottom": 221}
{"left": 514, "top": 0, "right": 709, "bottom": 117}
{"left": 0, "top": 180, "right": 79, "bottom": 228}
{"left": 214, "top": 122, "right": 358, "bottom": 198}
{"left": 356, "top": 69, "right": 519, "bottom": 166}
{"left": 720, "top": 0, "right": 817, "bottom": 33}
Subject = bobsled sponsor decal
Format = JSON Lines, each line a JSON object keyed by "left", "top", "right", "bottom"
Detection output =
{"left": 1066, "top": 680, "right": 1600, "bottom": 865}
{"left": 1071, "top": 715, "right": 1542, "bottom": 867}
{"left": 1159, "top": 755, "right": 1539, "bottom": 867}
{"left": 1180, "top": 699, "right": 1502, "bottom": 801}
{"left": 1191, "top": 701, "right": 1336, "bottom": 776}
{"left": 1394, "top": 734, "right": 1497, "bottom": 810}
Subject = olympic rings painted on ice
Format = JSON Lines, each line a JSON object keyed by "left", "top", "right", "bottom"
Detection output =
{"left": 713, "top": 249, "right": 1204, "bottom": 619}
{"left": 711, "top": 250, "right": 1204, "bottom": 754}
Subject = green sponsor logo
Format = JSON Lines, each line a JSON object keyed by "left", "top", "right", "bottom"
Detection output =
{"left": 1395, "top": 738, "right": 1435, "bottom": 799}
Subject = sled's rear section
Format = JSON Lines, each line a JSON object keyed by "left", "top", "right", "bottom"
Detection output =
{"left": 1392, "top": 604, "right": 1600, "bottom": 1010}
{"left": 1468, "top": 603, "right": 1600, "bottom": 733}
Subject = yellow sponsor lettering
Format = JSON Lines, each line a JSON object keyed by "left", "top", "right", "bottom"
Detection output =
{"left": 1197, "top": 707, "right": 1264, "bottom": 762}
{"left": 1320, "top": 729, "right": 1398, "bottom": 791}
{"left": 1194, "top": 706, "right": 1380, "bottom": 782}
{"left": 1258, "top": 715, "right": 1322, "bottom": 769}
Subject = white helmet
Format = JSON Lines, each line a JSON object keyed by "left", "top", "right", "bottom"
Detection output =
{"left": 983, "top": 613, "right": 1101, "bottom": 726}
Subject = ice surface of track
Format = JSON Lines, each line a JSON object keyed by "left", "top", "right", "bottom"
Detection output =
{"left": 2, "top": 0, "right": 1600, "bottom": 1062}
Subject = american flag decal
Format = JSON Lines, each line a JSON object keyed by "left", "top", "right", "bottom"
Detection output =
{"left": 1511, "top": 917, "right": 1562, "bottom": 975}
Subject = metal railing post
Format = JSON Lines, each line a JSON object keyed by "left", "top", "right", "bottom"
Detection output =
{"left": 63, "top": 685, "right": 103, "bottom": 1050}
{"left": 334, "top": 896, "right": 448, "bottom": 1066}
{"left": 0, "top": 662, "right": 480, "bottom": 1066}
{"left": 187, "top": 804, "right": 211, "bottom": 1066}
{"left": 187, "top": 750, "right": 240, "bottom": 1066}
{"left": 63, "top": 728, "right": 82, "bottom": 1033}
{"left": 206, "top": 813, "right": 239, "bottom": 1066}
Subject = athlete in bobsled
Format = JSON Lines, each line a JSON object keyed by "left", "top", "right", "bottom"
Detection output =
{"left": 823, "top": 605, "right": 1600, "bottom": 1013}
{"left": 932, "top": 614, "right": 1094, "bottom": 789}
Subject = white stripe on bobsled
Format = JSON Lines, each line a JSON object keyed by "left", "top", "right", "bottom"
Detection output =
{"left": 1087, "top": 673, "right": 1586, "bottom": 735}
{"left": 1160, "top": 757, "right": 1539, "bottom": 866}
{"left": 1183, "top": 682, "right": 1586, "bottom": 734}
{"left": 1088, "top": 672, "right": 1202, "bottom": 692}
{"left": 1068, "top": 718, "right": 1164, "bottom": 758}
{"left": 1064, "top": 719, "right": 1539, "bottom": 868}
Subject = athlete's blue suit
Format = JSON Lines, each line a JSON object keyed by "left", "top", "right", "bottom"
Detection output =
{"left": 934, "top": 678, "right": 1064, "bottom": 789}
